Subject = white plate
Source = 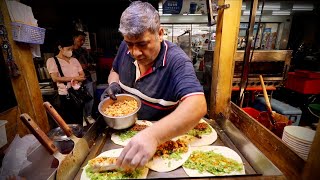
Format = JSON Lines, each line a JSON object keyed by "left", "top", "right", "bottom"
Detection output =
{"left": 80, "top": 148, "right": 149, "bottom": 180}
{"left": 284, "top": 126, "right": 315, "bottom": 143}
{"left": 182, "top": 146, "right": 245, "bottom": 177}
{"left": 111, "top": 120, "right": 153, "bottom": 146}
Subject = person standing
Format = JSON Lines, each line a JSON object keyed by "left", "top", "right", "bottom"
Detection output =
{"left": 72, "top": 31, "right": 96, "bottom": 125}
{"left": 46, "top": 37, "right": 85, "bottom": 124}
{"left": 104, "top": 1, "right": 207, "bottom": 170}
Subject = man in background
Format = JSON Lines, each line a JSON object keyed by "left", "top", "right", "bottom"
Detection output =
{"left": 72, "top": 31, "right": 96, "bottom": 125}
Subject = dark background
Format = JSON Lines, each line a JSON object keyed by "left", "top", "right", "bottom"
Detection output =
{"left": 20, "top": 0, "right": 159, "bottom": 55}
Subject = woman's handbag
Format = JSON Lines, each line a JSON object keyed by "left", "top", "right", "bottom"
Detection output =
{"left": 53, "top": 57, "right": 93, "bottom": 108}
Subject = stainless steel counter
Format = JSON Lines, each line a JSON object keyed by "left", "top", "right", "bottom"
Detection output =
{"left": 75, "top": 117, "right": 282, "bottom": 179}
{"left": 19, "top": 116, "right": 282, "bottom": 179}
{"left": 97, "top": 119, "right": 258, "bottom": 179}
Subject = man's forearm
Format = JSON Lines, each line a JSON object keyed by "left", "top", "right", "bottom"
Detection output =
{"left": 144, "top": 95, "right": 207, "bottom": 144}
{"left": 108, "top": 69, "right": 120, "bottom": 84}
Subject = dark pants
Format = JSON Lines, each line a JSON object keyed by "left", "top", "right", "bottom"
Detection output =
{"left": 59, "top": 95, "right": 83, "bottom": 124}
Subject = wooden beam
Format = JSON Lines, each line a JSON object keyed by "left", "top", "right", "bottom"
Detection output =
{"left": 209, "top": 0, "right": 242, "bottom": 119}
{"left": 230, "top": 102, "right": 305, "bottom": 179}
{"left": 0, "top": 0, "right": 49, "bottom": 138}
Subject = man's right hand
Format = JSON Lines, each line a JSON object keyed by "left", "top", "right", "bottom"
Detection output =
{"left": 106, "top": 82, "right": 122, "bottom": 100}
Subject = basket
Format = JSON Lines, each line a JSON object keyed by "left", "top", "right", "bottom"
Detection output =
{"left": 11, "top": 22, "right": 46, "bottom": 44}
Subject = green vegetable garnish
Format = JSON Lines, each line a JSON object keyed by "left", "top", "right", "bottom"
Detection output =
{"left": 183, "top": 150, "right": 243, "bottom": 175}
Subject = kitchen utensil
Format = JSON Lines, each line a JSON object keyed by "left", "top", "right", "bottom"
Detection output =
{"left": 259, "top": 75, "right": 291, "bottom": 137}
{"left": 20, "top": 113, "right": 84, "bottom": 180}
{"left": 43, "top": 102, "right": 89, "bottom": 177}
{"left": 47, "top": 124, "right": 83, "bottom": 154}
{"left": 259, "top": 75, "right": 276, "bottom": 126}
{"left": 20, "top": 114, "right": 63, "bottom": 180}
{"left": 98, "top": 94, "right": 141, "bottom": 129}
{"left": 238, "top": 0, "right": 259, "bottom": 107}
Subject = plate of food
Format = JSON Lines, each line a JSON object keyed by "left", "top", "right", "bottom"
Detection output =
{"left": 111, "top": 120, "right": 153, "bottom": 146}
{"left": 146, "top": 138, "right": 191, "bottom": 172}
{"left": 81, "top": 148, "right": 149, "bottom": 180}
{"left": 175, "top": 119, "right": 217, "bottom": 147}
{"left": 182, "top": 146, "right": 245, "bottom": 177}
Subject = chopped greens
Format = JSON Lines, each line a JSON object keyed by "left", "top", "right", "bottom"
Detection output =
{"left": 85, "top": 165, "right": 142, "bottom": 180}
{"left": 187, "top": 125, "right": 212, "bottom": 137}
{"left": 183, "top": 150, "right": 243, "bottom": 175}
{"left": 117, "top": 130, "right": 137, "bottom": 141}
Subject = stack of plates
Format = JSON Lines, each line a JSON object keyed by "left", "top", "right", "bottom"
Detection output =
{"left": 282, "top": 126, "right": 316, "bottom": 160}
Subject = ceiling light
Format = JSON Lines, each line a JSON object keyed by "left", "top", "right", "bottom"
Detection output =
{"left": 293, "top": 3, "right": 313, "bottom": 11}
{"left": 243, "top": 10, "right": 261, "bottom": 16}
{"left": 242, "top": 4, "right": 246, "bottom": 10}
{"left": 272, "top": 10, "right": 291, "bottom": 16}
{"left": 260, "top": 2, "right": 280, "bottom": 11}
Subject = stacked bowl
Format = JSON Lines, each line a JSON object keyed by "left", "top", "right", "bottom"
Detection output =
{"left": 282, "top": 126, "right": 316, "bottom": 160}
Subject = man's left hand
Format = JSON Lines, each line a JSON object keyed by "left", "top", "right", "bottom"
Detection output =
{"left": 116, "top": 130, "right": 159, "bottom": 170}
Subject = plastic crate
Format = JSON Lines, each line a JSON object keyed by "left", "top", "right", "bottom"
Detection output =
{"left": 242, "top": 107, "right": 260, "bottom": 120}
{"left": 285, "top": 71, "right": 320, "bottom": 94}
{"left": 11, "top": 22, "right": 46, "bottom": 44}
{"left": 253, "top": 97, "right": 302, "bottom": 126}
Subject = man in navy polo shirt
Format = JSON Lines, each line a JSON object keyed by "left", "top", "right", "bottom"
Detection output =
{"left": 105, "top": 1, "right": 207, "bottom": 170}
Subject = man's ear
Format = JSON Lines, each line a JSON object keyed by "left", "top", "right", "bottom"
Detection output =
{"left": 58, "top": 45, "right": 62, "bottom": 50}
{"left": 158, "top": 27, "right": 164, "bottom": 42}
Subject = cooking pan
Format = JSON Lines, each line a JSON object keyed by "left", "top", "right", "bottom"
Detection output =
{"left": 43, "top": 102, "right": 89, "bottom": 175}
{"left": 20, "top": 113, "right": 85, "bottom": 180}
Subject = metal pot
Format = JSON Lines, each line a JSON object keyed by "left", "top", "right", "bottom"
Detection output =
{"left": 98, "top": 94, "right": 141, "bottom": 130}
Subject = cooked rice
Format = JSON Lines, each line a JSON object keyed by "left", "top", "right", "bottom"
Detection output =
{"left": 104, "top": 100, "right": 138, "bottom": 117}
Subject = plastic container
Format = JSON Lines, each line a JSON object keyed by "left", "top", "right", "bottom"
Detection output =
{"left": 253, "top": 97, "right": 302, "bottom": 126}
{"left": 11, "top": 22, "right": 46, "bottom": 44}
{"left": 0, "top": 120, "right": 8, "bottom": 148}
{"left": 242, "top": 107, "right": 260, "bottom": 120}
{"left": 286, "top": 71, "right": 320, "bottom": 94}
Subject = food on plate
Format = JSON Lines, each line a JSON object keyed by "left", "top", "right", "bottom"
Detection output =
{"left": 182, "top": 146, "right": 245, "bottom": 177}
{"left": 146, "top": 138, "right": 191, "bottom": 172}
{"left": 104, "top": 100, "right": 138, "bottom": 117}
{"left": 88, "top": 157, "right": 118, "bottom": 172}
{"left": 81, "top": 148, "right": 149, "bottom": 180}
{"left": 111, "top": 120, "right": 153, "bottom": 146}
{"left": 178, "top": 119, "right": 218, "bottom": 146}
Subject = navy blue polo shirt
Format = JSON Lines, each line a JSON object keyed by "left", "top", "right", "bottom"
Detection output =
{"left": 113, "top": 40, "right": 204, "bottom": 120}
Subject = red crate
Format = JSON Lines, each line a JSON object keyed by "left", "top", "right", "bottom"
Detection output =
{"left": 286, "top": 72, "right": 320, "bottom": 94}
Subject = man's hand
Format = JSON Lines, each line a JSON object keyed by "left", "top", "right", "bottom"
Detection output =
{"left": 116, "top": 130, "right": 159, "bottom": 170}
{"left": 106, "top": 82, "right": 122, "bottom": 100}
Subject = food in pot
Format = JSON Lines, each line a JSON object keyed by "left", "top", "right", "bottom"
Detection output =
{"left": 104, "top": 100, "right": 138, "bottom": 117}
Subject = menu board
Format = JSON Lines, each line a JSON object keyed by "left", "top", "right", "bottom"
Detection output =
{"left": 163, "top": 0, "right": 207, "bottom": 14}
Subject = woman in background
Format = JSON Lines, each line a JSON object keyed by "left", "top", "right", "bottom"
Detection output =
{"left": 46, "top": 37, "right": 86, "bottom": 125}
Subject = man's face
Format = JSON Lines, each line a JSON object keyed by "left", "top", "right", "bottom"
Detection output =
{"left": 124, "top": 28, "right": 164, "bottom": 66}
{"left": 74, "top": 35, "right": 85, "bottom": 48}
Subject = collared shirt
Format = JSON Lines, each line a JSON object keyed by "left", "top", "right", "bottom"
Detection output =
{"left": 113, "top": 40, "right": 204, "bottom": 120}
{"left": 47, "top": 57, "right": 83, "bottom": 95}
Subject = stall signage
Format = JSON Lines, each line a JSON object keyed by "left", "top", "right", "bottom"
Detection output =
{"left": 240, "top": 23, "right": 259, "bottom": 29}
{"left": 163, "top": 0, "right": 207, "bottom": 14}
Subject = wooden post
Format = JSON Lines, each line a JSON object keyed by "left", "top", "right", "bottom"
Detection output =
{"left": 0, "top": 0, "right": 49, "bottom": 136}
{"left": 302, "top": 122, "right": 320, "bottom": 179}
{"left": 209, "top": 0, "right": 242, "bottom": 119}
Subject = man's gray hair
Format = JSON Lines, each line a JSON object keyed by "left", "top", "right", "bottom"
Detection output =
{"left": 119, "top": 1, "right": 160, "bottom": 37}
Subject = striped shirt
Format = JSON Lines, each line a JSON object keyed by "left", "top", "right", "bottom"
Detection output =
{"left": 113, "top": 40, "right": 204, "bottom": 120}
